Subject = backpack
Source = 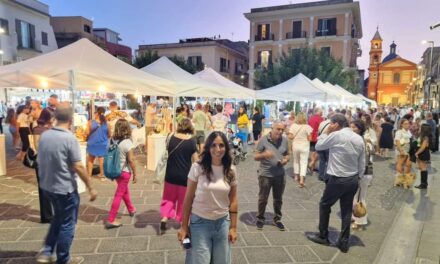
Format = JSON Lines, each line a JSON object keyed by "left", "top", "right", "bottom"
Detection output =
{"left": 104, "top": 139, "right": 124, "bottom": 180}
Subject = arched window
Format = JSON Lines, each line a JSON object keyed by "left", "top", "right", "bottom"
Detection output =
{"left": 373, "top": 55, "right": 379, "bottom": 64}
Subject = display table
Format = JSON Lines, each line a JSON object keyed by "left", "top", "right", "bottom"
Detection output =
{"left": 0, "top": 135, "right": 6, "bottom": 176}
{"left": 147, "top": 134, "right": 167, "bottom": 171}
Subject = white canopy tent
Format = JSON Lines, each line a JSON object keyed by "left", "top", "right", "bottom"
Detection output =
{"left": 0, "top": 38, "right": 175, "bottom": 96}
{"left": 311, "top": 78, "right": 346, "bottom": 103}
{"left": 255, "top": 73, "right": 329, "bottom": 102}
{"left": 331, "top": 83, "right": 363, "bottom": 104}
{"left": 142, "top": 57, "right": 254, "bottom": 99}
{"left": 356, "top": 93, "right": 378, "bottom": 107}
{"left": 193, "top": 67, "right": 255, "bottom": 99}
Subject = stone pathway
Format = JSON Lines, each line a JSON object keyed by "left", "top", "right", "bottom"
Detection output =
{"left": 0, "top": 131, "right": 414, "bottom": 264}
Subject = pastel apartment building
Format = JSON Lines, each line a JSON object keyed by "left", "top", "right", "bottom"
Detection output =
{"left": 244, "top": 0, "right": 362, "bottom": 89}
{"left": 0, "top": 0, "right": 58, "bottom": 65}
{"left": 50, "top": 17, "right": 132, "bottom": 62}
{"left": 137, "top": 37, "right": 249, "bottom": 86}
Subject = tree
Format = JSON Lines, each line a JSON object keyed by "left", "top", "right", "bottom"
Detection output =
{"left": 254, "top": 48, "right": 359, "bottom": 93}
{"left": 133, "top": 51, "right": 204, "bottom": 74}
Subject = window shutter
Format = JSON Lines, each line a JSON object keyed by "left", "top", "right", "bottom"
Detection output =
{"left": 257, "top": 51, "right": 262, "bottom": 65}
{"left": 317, "top": 19, "right": 323, "bottom": 31}
{"left": 266, "top": 24, "right": 270, "bottom": 39}
{"left": 30, "top": 24, "right": 35, "bottom": 49}
{"left": 15, "top": 19, "right": 22, "bottom": 48}
{"left": 330, "top": 18, "right": 337, "bottom": 34}
{"left": 257, "top": 24, "right": 262, "bottom": 40}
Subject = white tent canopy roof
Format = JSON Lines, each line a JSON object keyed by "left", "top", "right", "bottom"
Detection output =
{"left": 255, "top": 73, "right": 328, "bottom": 102}
{"left": 0, "top": 38, "right": 175, "bottom": 96}
{"left": 194, "top": 67, "right": 255, "bottom": 99}
{"left": 142, "top": 57, "right": 252, "bottom": 99}
{"left": 310, "top": 78, "right": 345, "bottom": 103}
{"left": 356, "top": 93, "right": 378, "bottom": 107}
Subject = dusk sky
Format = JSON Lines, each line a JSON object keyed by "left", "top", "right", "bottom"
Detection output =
{"left": 43, "top": 0, "right": 440, "bottom": 75}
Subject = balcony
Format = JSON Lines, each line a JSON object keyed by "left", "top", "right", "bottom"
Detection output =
{"left": 285, "top": 31, "right": 307, "bottom": 39}
{"left": 315, "top": 29, "right": 337, "bottom": 37}
{"left": 254, "top": 34, "right": 275, "bottom": 41}
{"left": 254, "top": 63, "right": 273, "bottom": 70}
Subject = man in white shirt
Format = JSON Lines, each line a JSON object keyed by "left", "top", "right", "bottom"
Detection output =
{"left": 306, "top": 114, "right": 365, "bottom": 253}
{"left": 210, "top": 105, "right": 230, "bottom": 133}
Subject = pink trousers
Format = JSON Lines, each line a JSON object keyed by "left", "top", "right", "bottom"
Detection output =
{"left": 108, "top": 171, "right": 136, "bottom": 222}
{"left": 160, "top": 182, "right": 187, "bottom": 222}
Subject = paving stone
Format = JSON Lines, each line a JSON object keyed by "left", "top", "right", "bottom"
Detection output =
{"left": 18, "top": 227, "right": 48, "bottom": 241}
{"left": 285, "top": 245, "right": 320, "bottom": 262}
{"left": 97, "top": 236, "right": 148, "bottom": 253}
{"left": 243, "top": 247, "right": 292, "bottom": 263}
{"left": 112, "top": 251, "right": 164, "bottom": 263}
{"left": 75, "top": 225, "right": 118, "bottom": 239}
{"left": 70, "top": 239, "right": 100, "bottom": 254}
{"left": 166, "top": 250, "right": 187, "bottom": 264}
{"left": 149, "top": 234, "right": 182, "bottom": 250}
{"left": 0, "top": 228, "right": 27, "bottom": 241}
{"left": 309, "top": 245, "right": 338, "bottom": 262}
{"left": 79, "top": 253, "right": 112, "bottom": 264}
{"left": 0, "top": 241, "right": 41, "bottom": 258}
{"left": 241, "top": 232, "right": 270, "bottom": 246}
{"left": 232, "top": 248, "right": 249, "bottom": 264}
{"left": 264, "top": 231, "right": 310, "bottom": 245}
{"left": 117, "top": 223, "right": 160, "bottom": 237}
{"left": 0, "top": 220, "right": 24, "bottom": 228}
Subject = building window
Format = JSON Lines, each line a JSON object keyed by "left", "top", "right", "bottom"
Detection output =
{"left": 84, "top": 25, "right": 91, "bottom": 33}
{"left": 256, "top": 24, "right": 271, "bottom": 41}
{"left": 393, "top": 73, "right": 400, "bottom": 84}
{"left": 220, "top": 57, "right": 228, "bottom": 72}
{"left": 41, "top": 32, "right": 48, "bottom": 46}
{"left": 257, "top": 50, "right": 272, "bottom": 69}
{"left": 292, "top": 21, "right": 302, "bottom": 38}
{"left": 235, "top": 62, "right": 244, "bottom": 74}
{"left": 15, "top": 19, "right": 35, "bottom": 49}
{"left": 373, "top": 55, "right": 379, "bottom": 64}
{"left": 0, "top": 18, "right": 9, "bottom": 35}
{"left": 321, "top": 47, "right": 331, "bottom": 57}
{"left": 188, "top": 56, "right": 203, "bottom": 68}
{"left": 316, "top": 18, "right": 337, "bottom": 36}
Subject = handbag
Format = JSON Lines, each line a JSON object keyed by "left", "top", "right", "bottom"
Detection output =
{"left": 23, "top": 147, "right": 38, "bottom": 169}
{"left": 154, "top": 134, "right": 185, "bottom": 184}
{"left": 409, "top": 138, "right": 418, "bottom": 163}
{"left": 353, "top": 186, "right": 367, "bottom": 218}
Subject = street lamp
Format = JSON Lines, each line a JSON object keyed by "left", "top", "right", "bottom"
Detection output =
{"left": 422, "top": 40, "right": 435, "bottom": 109}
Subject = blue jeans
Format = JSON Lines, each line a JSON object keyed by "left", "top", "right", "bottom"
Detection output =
{"left": 237, "top": 127, "right": 248, "bottom": 153}
{"left": 41, "top": 190, "right": 80, "bottom": 264}
{"left": 317, "top": 150, "right": 329, "bottom": 182}
{"left": 186, "top": 214, "right": 231, "bottom": 264}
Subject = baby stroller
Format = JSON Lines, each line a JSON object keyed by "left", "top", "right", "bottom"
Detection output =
{"left": 227, "top": 127, "right": 246, "bottom": 165}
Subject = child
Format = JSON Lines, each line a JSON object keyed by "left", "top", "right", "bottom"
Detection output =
{"left": 105, "top": 119, "right": 137, "bottom": 229}
{"left": 414, "top": 124, "right": 432, "bottom": 189}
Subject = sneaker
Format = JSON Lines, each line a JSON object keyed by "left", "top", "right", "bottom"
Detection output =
{"left": 36, "top": 252, "right": 56, "bottom": 263}
{"left": 68, "top": 256, "right": 85, "bottom": 264}
{"left": 256, "top": 220, "right": 264, "bottom": 230}
{"left": 160, "top": 221, "right": 167, "bottom": 231}
{"left": 273, "top": 220, "right": 285, "bottom": 231}
{"left": 129, "top": 211, "right": 136, "bottom": 217}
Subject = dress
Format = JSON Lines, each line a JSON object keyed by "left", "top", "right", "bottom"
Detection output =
{"left": 379, "top": 123, "right": 394, "bottom": 149}
{"left": 86, "top": 120, "right": 109, "bottom": 157}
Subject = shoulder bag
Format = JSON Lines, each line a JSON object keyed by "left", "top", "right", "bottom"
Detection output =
{"left": 353, "top": 186, "right": 367, "bottom": 218}
{"left": 154, "top": 134, "right": 186, "bottom": 184}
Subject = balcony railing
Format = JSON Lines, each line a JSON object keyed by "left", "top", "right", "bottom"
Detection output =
{"left": 254, "top": 34, "right": 275, "bottom": 41}
{"left": 315, "top": 29, "right": 337, "bottom": 37}
{"left": 285, "top": 31, "right": 307, "bottom": 39}
{"left": 254, "top": 63, "right": 273, "bottom": 70}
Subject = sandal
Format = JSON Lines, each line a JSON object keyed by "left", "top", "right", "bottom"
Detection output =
{"left": 299, "top": 182, "right": 305, "bottom": 188}
{"left": 351, "top": 223, "right": 360, "bottom": 230}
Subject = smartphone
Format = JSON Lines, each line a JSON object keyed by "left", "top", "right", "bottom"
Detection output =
{"left": 183, "top": 237, "right": 191, "bottom": 250}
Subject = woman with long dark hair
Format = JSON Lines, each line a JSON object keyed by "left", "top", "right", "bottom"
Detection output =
{"left": 178, "top": 131, "right": 238, "bottom": 264}
{"left": 86, "top": 107, "right": 110, "bottom": 180}
{"left": 16, "top": 105, "right": 31, "bottom": 161}
{"left": 414, "top": 124, "right": 432, "bottom": 189}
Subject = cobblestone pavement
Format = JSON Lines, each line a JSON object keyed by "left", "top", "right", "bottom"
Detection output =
{"left": 0, "top": 133, "right": 412, "bottom": 264}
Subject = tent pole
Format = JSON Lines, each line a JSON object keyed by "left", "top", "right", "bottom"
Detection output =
{"left": 172, "top": 96, "right": 177, "bottom": 132}
{"left": 69, "top": 70, "right": 76, "bottom": 132}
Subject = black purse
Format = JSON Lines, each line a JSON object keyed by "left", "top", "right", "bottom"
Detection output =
{"left": 409, "top": 139, "right": 418, "bottom": 163}
{"left": 23, "top": 147, "right": 38, "bottom": 169}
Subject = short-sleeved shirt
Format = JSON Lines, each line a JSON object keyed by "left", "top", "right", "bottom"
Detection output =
{"left": 106, "top": 111, "right": 133, "bottom": 135}
{"left": 117, "top": 138, "right": 134, "bottom": 173}
{"left": 252, "top": 113, "right": 265, "bottom": 131}
{"left": 395, "top": 129, "right": 412, "bottom": 153}
{"left": 37, "top": 127, "right": 81, "bottom": 194}
{"left": 211, "top": 114, "right": 230, "bottom": 132}
{"left": 192, "top": 110, "right": 208, "bottom": 131}
{"left": 256, "top": 134, "right": 289, "bottom": 177}
{"left": 289, "top": 124, "right": 313, "bottom": 143}
{"left": 165, "top": 135, "right": 197, "bottom": 186}
{"left": 188, "top": 162, "right": 237, "bottom": 220}
{"left": 17, "top": 113, "right": 30, "bottom": 128}
{"left": 308, "top": 114, "right": 324, "bottom": 143}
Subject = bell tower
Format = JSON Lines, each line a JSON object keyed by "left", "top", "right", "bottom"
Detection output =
{"left": 368, "top": 27, "right": 383, "bottom": 100}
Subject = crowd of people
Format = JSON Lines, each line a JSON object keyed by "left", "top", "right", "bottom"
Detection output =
{"left": 1, "top": 95, "right": 439, "bottom": 264}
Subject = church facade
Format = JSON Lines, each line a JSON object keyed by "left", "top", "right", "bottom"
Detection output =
{"left": 367, "top": 29, "right": 417, "bottom": 106}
